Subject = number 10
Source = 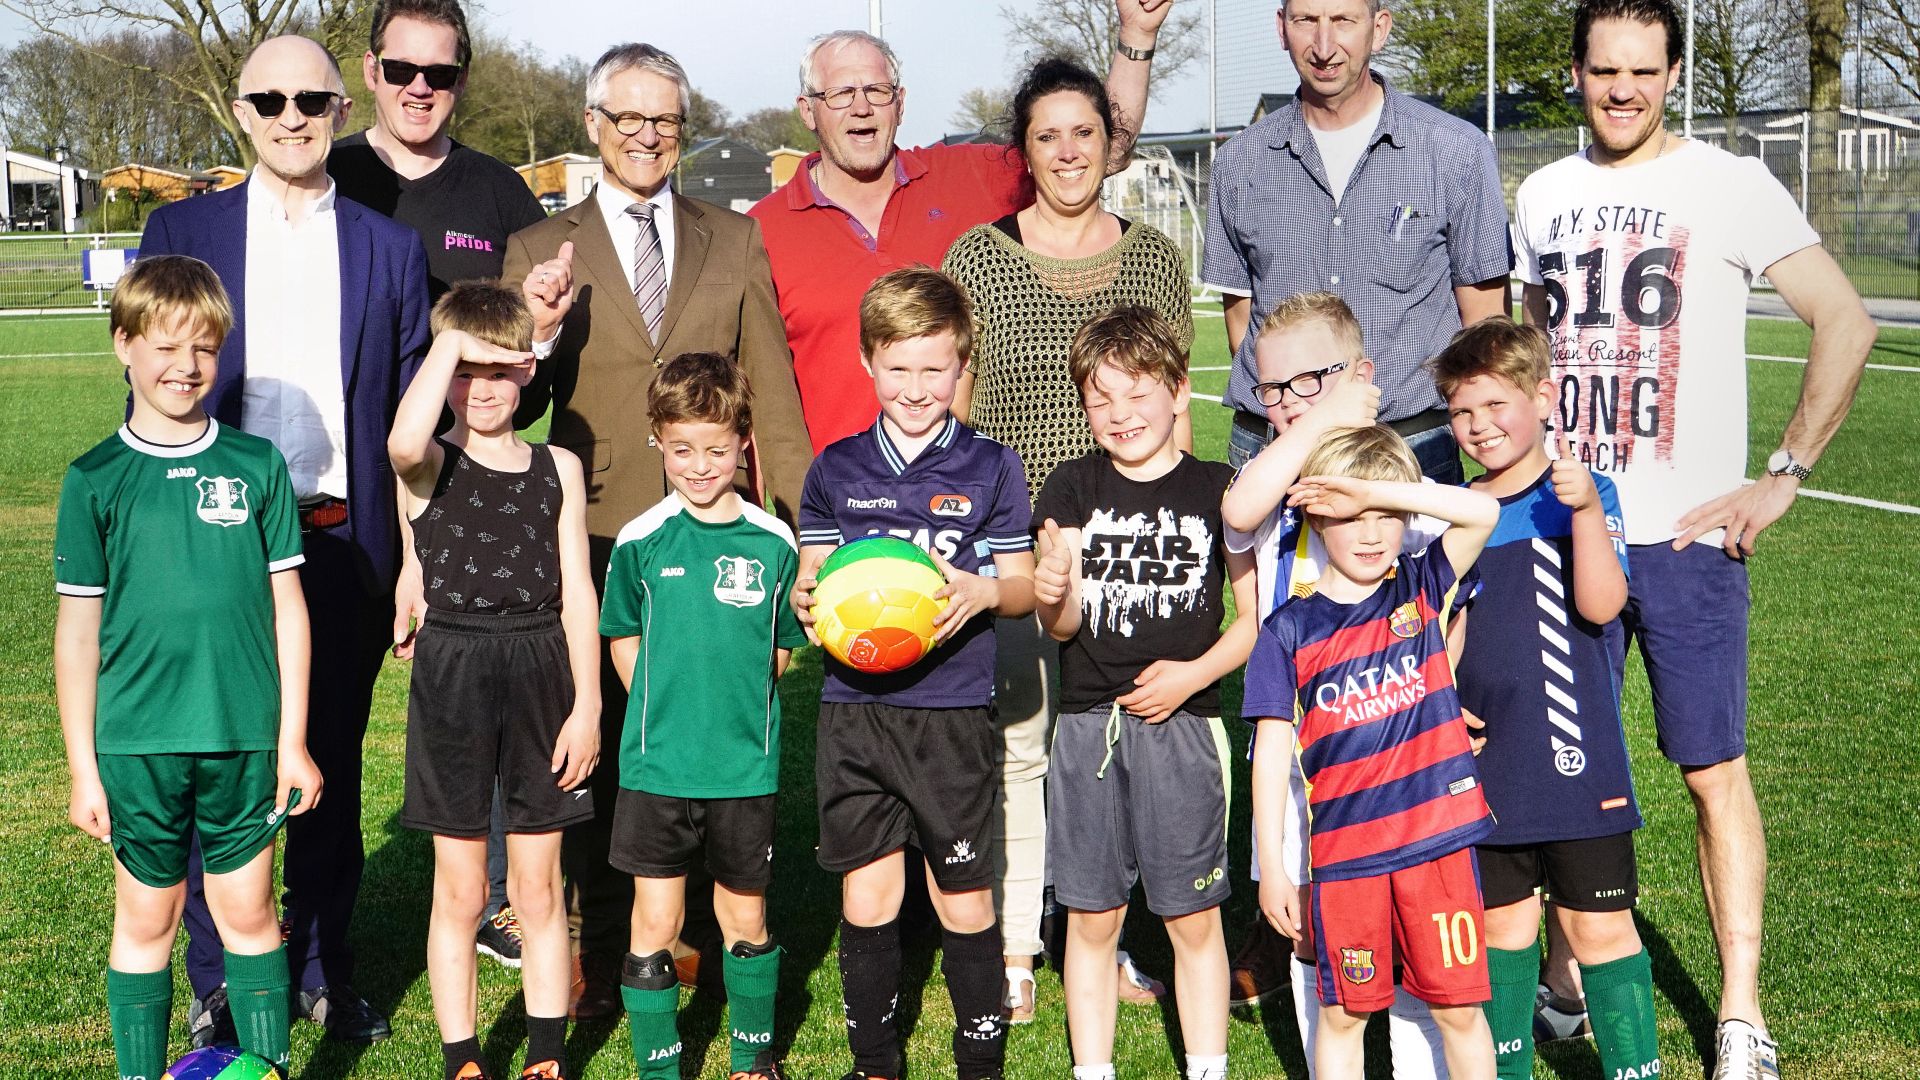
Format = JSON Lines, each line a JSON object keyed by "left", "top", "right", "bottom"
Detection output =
{"left": 1431, "top": 910, "right": 1478, "bottom": 968}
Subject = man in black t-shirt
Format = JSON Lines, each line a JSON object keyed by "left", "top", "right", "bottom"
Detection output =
{"left": 328, "top": 0, "right": 544, "bottom": 300}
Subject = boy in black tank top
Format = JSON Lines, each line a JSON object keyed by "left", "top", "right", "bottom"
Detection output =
{"left": 389, "top": 282, "right": 602, "bottom": 1080}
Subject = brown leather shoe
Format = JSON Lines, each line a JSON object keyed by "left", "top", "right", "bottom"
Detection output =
{"left": 569, "top": 951, "right": 621, "bottom": 1021}
{"left": 1228, "top": 915, "right": 1291, "bottom": 1007}
{"left": 673, "top": 942, "right": 702, "bottom": 988}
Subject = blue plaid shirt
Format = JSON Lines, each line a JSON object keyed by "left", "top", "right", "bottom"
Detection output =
{"left": 1203, "top": 76, "right": 1512, "bottom": 421}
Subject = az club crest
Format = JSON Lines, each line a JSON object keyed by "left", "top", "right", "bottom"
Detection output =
{"left": 713, "top": 556, "right": 767, "bottom": 607}
{"left": 1388, "top": 600, "right": 1423, "bottom": 639}
{"left": 195, "top": 476, "right": 250, "bottom": 527}
{"left": 1340, "top": 947, "right": 1376, "bottom": 984}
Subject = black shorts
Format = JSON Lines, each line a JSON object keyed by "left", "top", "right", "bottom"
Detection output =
{"left": 401, "top": 608, "right": 595, "bottom": 836}
{"left": 815, "top": 701, "right": 996, "bottom": 891}
{"left": 610, "top": 788, "right": 777, "bottom": 890}
{"left": 1476, "top": 831, "right": 1639, "bottom": 912}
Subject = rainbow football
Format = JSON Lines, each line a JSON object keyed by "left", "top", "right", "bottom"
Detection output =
{"left": 812, "top": 536, "right": 949, "bottom": 674}
{"left": 162, "top": 1046, "right": 284, "bottom": 1080}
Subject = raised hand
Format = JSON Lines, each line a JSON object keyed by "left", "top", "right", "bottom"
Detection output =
{"left": 1549, "top": 436, "right": 1599, "bottom": 513}
{"left": 522, "top": 240, "right": 575, "bottom": 340}
{"left": 1311, "top": 376, "right": 1381, "bottom": 433}
{"left": 1116, "top": 0, "right": 1176, "bottom": 39}
{"left": 1033, "top": 518, "right": 1075, "bottom": 607}
{"left": 1286, "top": 474, "right": 1372, "bottom": 519}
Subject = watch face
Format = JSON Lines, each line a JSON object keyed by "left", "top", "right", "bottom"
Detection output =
{"left": 1767, "top": 449, "right": 1791, "bottom": 474}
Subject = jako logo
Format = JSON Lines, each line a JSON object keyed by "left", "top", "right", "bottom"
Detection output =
{"left": 659, "top": 566, "right": 686, "bottom": 577}
{"left": 945, "top": 838, "right": 976, "bottom": 864}
{"left": 646, "top": 1041, "right": 682, "bottom": 1060}
{"left": 732, "top": 1029, "right": 772, "bottom": 1045}
{"left": 929, "top": 493, "right": 973, "bottom": 517}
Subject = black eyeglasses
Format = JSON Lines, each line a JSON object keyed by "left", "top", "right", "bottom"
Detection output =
{"left": 379, "top": 58, "right": 464, "bottom": 91}
{"left": 241, "top": 91, "right": 340, "bottom": 118}
{"left": 805, "top": 82, "right": 899, "bottom": 109}
{"left": 593, "top": 106, "right": 683, "bottom": 138}
{"left": 1252, "top": 362, "right": 1348, "bottom": 407}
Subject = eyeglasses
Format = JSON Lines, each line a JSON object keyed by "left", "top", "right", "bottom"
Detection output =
{"left": 241, "top": 91, "right": 340, "bottom": 119}
{"left": 593, "top": 106, "right": 683, "bottom": 138}
{"left": 1252, "top": 362, "right": 1348, "bottom": 407}
{"left": 378, "top": 58, "right": 464, "bottom": 91}
{"left": 805, "top": 83, "right": 899, "bottom": 110}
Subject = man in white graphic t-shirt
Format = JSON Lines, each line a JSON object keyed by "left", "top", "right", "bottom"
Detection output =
{"left": 1512, "top": 2, "right": 1875, "bottom": 1076}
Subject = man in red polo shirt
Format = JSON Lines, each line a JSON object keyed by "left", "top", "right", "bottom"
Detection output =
{"left": 751, "top": 0, "right": 1176, "bottom": 452}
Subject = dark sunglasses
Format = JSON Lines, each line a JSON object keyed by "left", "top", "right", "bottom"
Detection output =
{"left": 242, "top": 91, "right": 340, "bottom": 118}
{"left": 378, "top": 58, "right": 464, "bottom": 91}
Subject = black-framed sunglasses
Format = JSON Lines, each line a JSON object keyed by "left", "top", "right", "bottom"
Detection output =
{"left": 241, "top": 91, "right": 340, "bottom": 118}
{"left": 593, "top": 106, "right": 683, "bottom": 138}
{"left": 805, "top": 82, "right": 899, "bottom": 109}
{"left": 1252, "top": 362, "right": 1348, "bottom": 407}
{"left": 379, "top": 58, "right": 464, "bottom": 91}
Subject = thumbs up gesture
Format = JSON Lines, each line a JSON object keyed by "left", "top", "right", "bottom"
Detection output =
{"left": 523, "top": 240, "right": 576, "bottom": 341}
{"left": 1033, "top": 518, "right": 1075, "bottom": 607}
{"left": 1550, "top": 435, "right": 1599, "bottom": 513}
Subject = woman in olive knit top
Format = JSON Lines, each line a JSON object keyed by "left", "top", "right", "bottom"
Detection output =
{"left": 943, "top": 56, "right": 1192, "bottom": 1026}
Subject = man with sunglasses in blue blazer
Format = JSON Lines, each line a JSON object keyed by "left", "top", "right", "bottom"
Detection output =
{"left": 138, "top": 33, "right": 430, "bottom": 1047}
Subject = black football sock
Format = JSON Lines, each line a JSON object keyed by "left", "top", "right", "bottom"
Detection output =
{"left": 838, "top": 918, "right": 903, "bottom": 1077}
{"left": 522, "top": 1013, "right": 567, "bottom": 1078}
{"left": 942, "top": 922, "right": 1008, "bottom": 1080}
{"left": 443, "top": 1036, "right": 489, "bottom": 1080}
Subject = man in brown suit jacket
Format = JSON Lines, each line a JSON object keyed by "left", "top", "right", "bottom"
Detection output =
{"left": 503, "top": 42, "right": 812, "bottom": 1017}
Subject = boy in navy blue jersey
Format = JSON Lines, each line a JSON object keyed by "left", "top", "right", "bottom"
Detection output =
{"left": 792, "top": 267, "right": 1036, "bottom": 1080}
{"left": 1431, "top": 319, "right": 1660, "bottom": 1080}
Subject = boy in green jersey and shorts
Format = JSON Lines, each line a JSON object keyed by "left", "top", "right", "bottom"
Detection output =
{"left": 600, "top": 352, "right": 809, "bottom": 1080}
{"left": 54, "top": 254, "right": 322, "bottom": 1076}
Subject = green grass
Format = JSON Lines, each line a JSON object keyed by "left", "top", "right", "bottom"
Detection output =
{"left": 4, "top": 315, "right": 1919, "bottom": 1077}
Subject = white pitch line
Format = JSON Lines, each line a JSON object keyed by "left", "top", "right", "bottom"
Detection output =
{"left": 0, "top": 350, "right": 112, "bottom": 359}
{"left": 1193, "top": 390, "right": 1223, "bottom": 403}
{"left": 1779, "top": 485, "right": 1920, "bottom": 516}
{"left": 1190, "top": 365, "right": 1230, "bottom": 372}
{"left": 1750, "top": 353, "right": 1918, "bottom": 373}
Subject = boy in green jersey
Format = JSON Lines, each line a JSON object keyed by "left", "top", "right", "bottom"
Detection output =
{"left": 600, "top": 352, "right": 808, "bottom": 1080}
{"left": 54, "top": 254, "right": 322, "bottom": 1077}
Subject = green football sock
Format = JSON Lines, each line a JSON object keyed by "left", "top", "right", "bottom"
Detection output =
{"left": 722, "top": 941, "right": 782, "bottom": 1072}
{"left": 1582, "top": 948, "right": 1662, "bottom": 1079}
{"left": 225, "top": 946, "right": 291, "bottom": 1070}
{"left": 621, "top": 984, "right": 682, "bottom": 1079}
{"left": 107, "top": 966, "right": 173, "bottom": 1080}
{"left": 1485, "top": 946, "right": 1538, "bottom": 1080}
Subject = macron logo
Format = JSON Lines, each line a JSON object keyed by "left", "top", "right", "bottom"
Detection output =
{"left": 847, "top": 496, "right": 897, "bottom": 509}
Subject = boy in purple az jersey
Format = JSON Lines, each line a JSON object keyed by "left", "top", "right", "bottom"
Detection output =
{"left": 790, "top": 267, "right": 1036, "bottom": 1080}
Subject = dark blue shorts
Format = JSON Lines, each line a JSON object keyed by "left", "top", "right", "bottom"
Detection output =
{"left": 1622, "top": 542, "right": 1750, "bottom": 767}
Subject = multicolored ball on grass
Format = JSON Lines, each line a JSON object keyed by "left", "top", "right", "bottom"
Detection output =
{"left": 811, "top": 536, "right": 949, "bottom": 674}
{"left": 162, "top": 1047, "right": 283, "bottom": 1080}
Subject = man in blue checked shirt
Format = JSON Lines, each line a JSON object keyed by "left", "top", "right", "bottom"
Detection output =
{"left": 1203, "top": 0, "right": 1512, "bottom": 484}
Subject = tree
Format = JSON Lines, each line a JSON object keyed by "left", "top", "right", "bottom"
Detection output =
{"left": 0, "top": 0, "right": 369, "bottom": 167}
{"left": 1802, "top": 0, "right": 1846, "bottom": 249}
{"left": 951, "top": 86, "right": 1012, "bottom": 138}
{"left": 451, "top": 36, "right": 590, "bottom": 166}
{"left": 727, "top": 106, "right": 817, "bottom": 153}
{"left": 686, "top": 89, "right": 732, "bottom": 142}
{"left": 0, "top": 30, "right": 237, "bottom": 169}
{"left": 1690, "top": 0, "right": 1804, "bottom": 121}
{"left": 1861, "top": 0, "right": 1920, "bottom": 104}
{"left": 998, "top": 0, "right": 1203, "bottom": 87}
{"left": 1381, "top": 0, "right": 1580, "bottom": 127}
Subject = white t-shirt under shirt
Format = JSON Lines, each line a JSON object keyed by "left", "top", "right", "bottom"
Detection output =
{"left": 1511, "top": 139, "right": 1820, "bottom": 546}
{"left": 1307, "top": 98, "right": 1384, "bottom": 205}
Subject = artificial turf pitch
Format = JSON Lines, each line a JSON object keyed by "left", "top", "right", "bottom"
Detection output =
{"left": 2, "top": 310, "right": 1916, "bottom": 1077}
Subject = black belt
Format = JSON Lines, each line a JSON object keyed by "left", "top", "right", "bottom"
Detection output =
{"left": 1232, "top": 407, "right": 1448, "bottom": 439}
{"left": 298, "top": 497, "right": 348, "bottom": 532}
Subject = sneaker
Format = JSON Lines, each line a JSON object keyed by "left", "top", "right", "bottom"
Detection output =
{"left": 295, "top": 984, "right": 392, "bottom": 1043}
{"left": 1003, "top": 965, "right": 1037, "bottom": 1024}
{"left": 1116, "top": 950, "right": 1166, "bottom": 1005}
{"left": 1711, "top": 1019, "right": 1780, "bottom": 1080}
{"left": 569, "top": 951, "right": 621, "bottom": 1021}
{"left": 1533, "top": 982, "right": 1594, "bottom": 1043}
{"left": 1228, "top": 916, "right": 1290, "bottom": 1007}
{"left": 477, "top": 907, "right": 524, "bottom": 968}
{"left": 186, "top": 986, "right": 237, "bottom": 1049}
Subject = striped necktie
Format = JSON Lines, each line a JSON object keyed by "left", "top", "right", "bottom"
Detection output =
{"left": 624, "top": 201, "right": 667, "bottom": 341}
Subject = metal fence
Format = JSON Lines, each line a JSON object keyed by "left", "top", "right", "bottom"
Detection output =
{"left": 0, "top": 233, "right": 141, "bottom": 311}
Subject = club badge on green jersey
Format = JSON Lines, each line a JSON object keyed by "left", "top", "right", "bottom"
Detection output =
{"left": 713, "top": 555, "right": 767, "bottom": 608}
{"left": 196, "top": 476, "right": 251, "bottom": 527}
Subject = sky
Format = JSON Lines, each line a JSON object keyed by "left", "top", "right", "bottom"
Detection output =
{"left": 0, "top": 0, "right": 1302, "bottom": 145}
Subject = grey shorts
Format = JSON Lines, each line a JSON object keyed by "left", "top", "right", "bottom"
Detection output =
{"left": 1046, "top": 706, "right": 1232, "bottom": 917}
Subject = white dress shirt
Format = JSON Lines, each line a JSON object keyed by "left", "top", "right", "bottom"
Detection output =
{"left": 240, "top": 169, "right": 347, "bottom": 501}
{"left": 595, "top": 178, "right": 677, "bottom": 299}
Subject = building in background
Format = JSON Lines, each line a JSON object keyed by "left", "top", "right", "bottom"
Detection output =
{"left": 2, "top": 146, "right": 95, "bottom": 232}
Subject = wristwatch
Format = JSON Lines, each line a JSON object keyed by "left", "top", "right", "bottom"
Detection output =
{"left": 1116, "top": 41, "right": 1155, "bottom": 62}
{"left": 1766, "top": 448, "right": 1811, "bottom": 482}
